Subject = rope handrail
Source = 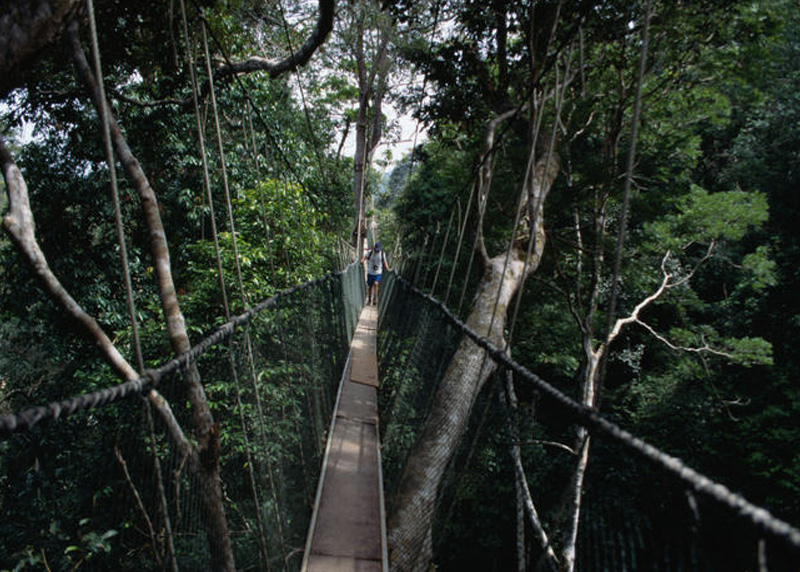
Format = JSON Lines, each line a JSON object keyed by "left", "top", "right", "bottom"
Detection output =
{"left": 0, "top": 263, "right": 359, "bottom": 438}
{"left": 393, "top": 274, "right": 800, "bottom": 553}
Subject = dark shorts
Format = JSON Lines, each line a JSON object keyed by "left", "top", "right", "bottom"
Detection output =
{"left": 367, "top": 273, "right": 382, "bottom": 286}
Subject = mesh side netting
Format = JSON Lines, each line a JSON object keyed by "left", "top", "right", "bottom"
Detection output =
{"left": 0, "top": 263, "right": 365, "bottom": 571}
{"left": 377, "top": 272, "right": 799, "bottom": 572}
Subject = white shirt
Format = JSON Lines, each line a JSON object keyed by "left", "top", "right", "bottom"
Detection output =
{"left": 367, "top": 249, "right": 384, "bottom": 275}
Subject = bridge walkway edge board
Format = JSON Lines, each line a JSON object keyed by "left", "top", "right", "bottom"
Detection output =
{"left": 301, "top": 304, "right": 388, "bottom": 572}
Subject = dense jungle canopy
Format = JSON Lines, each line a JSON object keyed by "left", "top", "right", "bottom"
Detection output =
{"left": 1, "top": 0, "right": 799, "bottom": 570}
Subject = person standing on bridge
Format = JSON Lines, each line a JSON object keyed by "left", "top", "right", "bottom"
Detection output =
{"left": 361, "top": 242, "right": 389, "bottom": 306}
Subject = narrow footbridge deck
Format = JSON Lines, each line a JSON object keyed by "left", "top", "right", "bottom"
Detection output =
{"left": 302, "top": 303, "right": 387, "bottom": 571}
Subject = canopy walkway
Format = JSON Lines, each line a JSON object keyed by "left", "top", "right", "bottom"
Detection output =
{"left": 302, "top": 303, "right": 386, "bottom": 571}
{"left": 1, "top": 265, "right": 799, "bottom": 571}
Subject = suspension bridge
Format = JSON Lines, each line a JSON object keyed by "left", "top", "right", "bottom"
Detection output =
{"left": 1, "top": 264, "right": 799, "bottom": 571}
{"left": 1, "top": 2, "right": 799, "bottom": 570}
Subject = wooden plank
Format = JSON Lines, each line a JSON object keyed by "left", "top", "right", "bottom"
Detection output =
{"left": 351, "top": 328, "right": 377, "bottom": 354}
{"left": 359, "top": 305, "right": 378, "bottom": 330}
{"left": 350, "top": 351, "right": 378, "bottom": 387}
{"left": 337, "top": 380, "right": 378, "bottom": 424}
{"left": 306, "top": 555, "right": 382, "bottom": 572}
{"left": 307, "top": 418, "right": 382, "bottom": 561}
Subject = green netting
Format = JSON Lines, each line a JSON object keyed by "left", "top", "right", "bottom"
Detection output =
{"left": 2, "top": 262, "right": 797, "bottom": 571}
{"left": 0, "top": 263, "right": 365, "bottom": 571}
{"left": 376, "top": 275, "right": 800, "bottom": 572}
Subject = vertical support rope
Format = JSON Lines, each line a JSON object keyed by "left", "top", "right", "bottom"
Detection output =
{"left": 430, "top": 205, "right": 455, "bottom": 295}
{"left": 600, "top": 0, "right": 653, "bottom": 393}
{"left": 179, "top": 0, "right": 230, "bottom": 319}
{"left": 507, "top": 48, "right": 572, "bottom": 348}
{"left": 85, "top": 0, "right": 143, "bottom": 374}
{"left": 85, "top": 2, "right": 177, "bottom": 568}
{"left": 239, "top": 104, "right": 291, "bottom": 559}
{"left": 200, "top": 16, "right": 248, "bottom": 311}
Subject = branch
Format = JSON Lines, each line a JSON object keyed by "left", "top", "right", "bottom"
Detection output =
{"left": 476, "top": 106, "right": 521, "bottom": 264}
{"left": 147, "top": 389, "right": 194, "bottom": 462}
{"left": 605, "top": 250, "right": 672, "bottom": 348}
{"left": 0, "top": 137, "right": 138, "bottom": 381}
{"left": 115, "top": 445, "right": 166, "bottom": 570}
{"left": 502, "top": 376, "right": 561, "bottom": 572}
{"left": 636, "top": 320, "right": 738, "bottom": 360}
{"left": 206, "top": 0, "right": 334, "bottom": 81}
{"left": 521, "top": 439, "right": 578, "bottom": 456}
{"left": 605, "top": 244, "right": 723, "bottom": 357}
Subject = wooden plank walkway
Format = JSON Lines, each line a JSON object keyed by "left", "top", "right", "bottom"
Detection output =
{"left": 302, "top": 304, "right": 387, "bottom": 572}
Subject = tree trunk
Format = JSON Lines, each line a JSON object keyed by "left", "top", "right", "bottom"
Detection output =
{"left": 388, "top": 128, "right": 560, "bottom": 570}
{"left": 387, "top": 255, "right": 524, "bottom": 570}
{"left": 68, "top": 24, "right": 234, "bottom": 571}
{"left": 0, "top": 0, "right": 83, "bottom": 97}
{"left": 350, "top": 9, "right": 390, "bottom": 256}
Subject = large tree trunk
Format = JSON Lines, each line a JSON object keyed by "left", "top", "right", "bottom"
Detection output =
{"left": 350, "top": 7, "right": 390, "bottom": 255}
{"left": 68, "top": 23, "right": 234, "bottom": 571}
{"left": 0, "top": 0, "right": 83, "bottom": 97}
{"left": 388, "top": 125, "right": 560, "bottom": 570}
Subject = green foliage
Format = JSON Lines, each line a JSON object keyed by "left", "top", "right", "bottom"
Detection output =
{"left": 180, "top": 178, "right": 336, "bottom": 325}
{"left": 646, "top": 185, "right": 769, "bottom": 249}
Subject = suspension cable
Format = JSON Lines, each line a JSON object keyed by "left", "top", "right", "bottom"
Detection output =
{"left": 180, "top": 0, "right": 230, "bottom": 319}
{"left": 85, "top": 5, "right": 178, "bottom": 568}
{"left": 85, "top": 0, "right": 144, "bottom": 373}
{"left": 507, "top": 48, "right": 573, "bottom": 348}
{"left": 599, "top": 0, "right": 653, "bottom": 393}
{"left": 200, "top": 15, "right": 249, "bottom": 311}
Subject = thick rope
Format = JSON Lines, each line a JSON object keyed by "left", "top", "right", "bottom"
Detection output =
{"left": 395, "top": 275, "right": 800, "bottom": 553}
{"left": 0, "top": 265, "right": 357, "bottom": 437}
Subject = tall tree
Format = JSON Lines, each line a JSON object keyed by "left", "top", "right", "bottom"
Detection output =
{"left": 330, "top": 0, "right": 395, "bottom": 254}
{"left": 385, "top": 1, "right": 578, "bottom": 567}
{"left": 386, "top": 0, "right": 774, "bottom": 569}
{"left": 0, "top": 1, "right": 336, "bottom": 569}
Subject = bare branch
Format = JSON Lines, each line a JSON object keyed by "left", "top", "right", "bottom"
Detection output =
{"left": 636, "top": 320, "right": 738, "bottom": 360}
{"left": 147, "top": 390, "right": 194, "bottom": 462}
{"left": 605, "top": 245, "right": 734, "bottom": 361}
{"left": 476, "top": 106, "right": 521, "bottom": 263}
{"left": 522, "top": 439, "right": 579, "bottom": 456}
{"left": 502, "top": 377, "right": 561, "bottom": 572}
{"left": 0, "top": 136, "right": 138, "bottom": 381}
{"left": 605, "top": 250, "right": 672, "bottom": 349}
{"left": 115, "top": 444, "right": 166, "bottom": 570}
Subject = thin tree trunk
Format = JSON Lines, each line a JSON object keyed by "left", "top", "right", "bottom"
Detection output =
{"left": 0, "top": 137, "right": 137, "bottom": 381}
{"left": 351, "top": 10, "right": 390, "bottom": 255}
{"left": 68, "top": 23, "right": 234, "bottom": 571}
